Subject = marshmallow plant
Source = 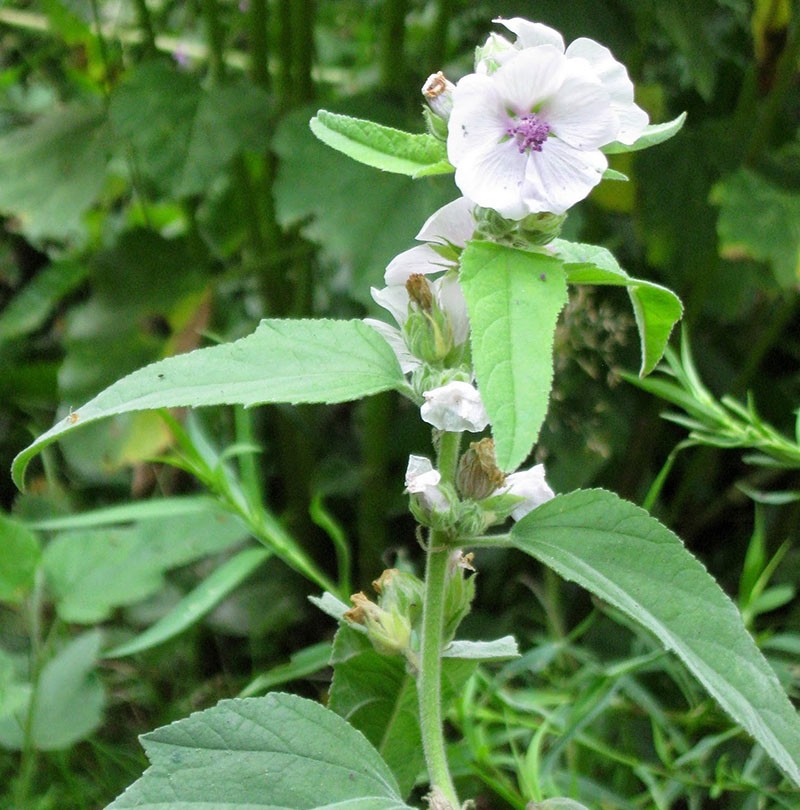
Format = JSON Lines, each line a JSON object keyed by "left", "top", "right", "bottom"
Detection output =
{"left": 12, "top": 16, "right": 800, "bottom": 810}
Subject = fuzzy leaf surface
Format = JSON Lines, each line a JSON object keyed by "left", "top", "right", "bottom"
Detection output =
{"left": 106, "top": 692, "right": 413, "bottom": 809}
{"left": 13, "top": 318, "right": 407, "bottom": 489}
{"left": 310, "top": 110, "right": 451, "bottom": 177}
{"left": 511, "top": 488, "right": 800, "bottom": 786}
{"left": 460, "top": 242, "right": 568, "bottom": 471}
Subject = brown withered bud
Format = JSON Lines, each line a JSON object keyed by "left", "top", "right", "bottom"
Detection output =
{"left": 456, "top": 438, "right": 506, "bottom": 500}
{"left": 406, "top": 273, "right": 434, "bottom": 313}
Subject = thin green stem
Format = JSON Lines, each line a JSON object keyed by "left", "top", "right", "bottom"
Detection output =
{"left": 248, "top": 0, "right": 270, "bottom": 90}
{"left": 418, "top": 542, "right": 459, "bottom": 808}
{"left": 417, "top": 430, "right": 461, "bottom": 808}
{"left": 130, "top": 0, "right": 157, "bottom": 57}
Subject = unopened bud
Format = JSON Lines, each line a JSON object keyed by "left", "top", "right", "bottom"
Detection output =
{"left": 344, "top": 592, "right": 411, "bottom": 656}
{"left": 406, "top": 273, "right": 434, "bottom": 312}
{"left": 457, "top": 438, "right": 506, "bottom": 500}
{"left": 422, "top": 71, "right": 455, "bottom": 121}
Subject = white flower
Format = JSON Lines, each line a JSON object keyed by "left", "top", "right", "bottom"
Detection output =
{"left": 447, "top": 18, "right": 648, "bottom": 218}
{"left": 496, "top": 463, "right": 555, "bottom": 520}
{"left": 384, "top": 197, "right": 476, "bottom": 285}
{"left": 405, "top": 455, "right": 448, "bottom": 511}
{"left": 421, "top": 381, "right": 489, "bottom": 433}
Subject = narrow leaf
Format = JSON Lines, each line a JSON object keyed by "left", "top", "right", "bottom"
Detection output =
{"left": 104, "top": 547, "right": 270, "bottom": 658}
{"left": 13, "top": 318, "right": 407, "bottom": 489}
{"left": 460, "top": 242, "right": 568, "bottom": 471}
{"left": 602, "top": 113, "right": 687, "bottom": 154}
{"left": 552, "top": 240, "right": 683, "bottom": 375}
{"left": 310, "top": 110, "right": 451, "bottom": 177}
{"left": 106, "top": 692, "right": 413, "bottom": 809}
{"left": 511, "top": 489, "right": 800, "bottom": 785}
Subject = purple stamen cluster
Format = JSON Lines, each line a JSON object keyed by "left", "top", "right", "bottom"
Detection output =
{"left": 506, "top": 113, "right": 551, "bottom": 153}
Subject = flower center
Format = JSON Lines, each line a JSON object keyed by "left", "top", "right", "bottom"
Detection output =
{"left": 507, "top": 113, "right": 551, "bottom": 153}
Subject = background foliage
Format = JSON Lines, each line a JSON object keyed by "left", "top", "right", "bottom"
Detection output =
{"left": 0, "top": 0, "right": 798, "bottom": 808}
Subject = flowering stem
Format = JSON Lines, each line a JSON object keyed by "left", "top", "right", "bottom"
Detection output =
{"left": 418, "top": 430, "right": 461, "bottom": 809}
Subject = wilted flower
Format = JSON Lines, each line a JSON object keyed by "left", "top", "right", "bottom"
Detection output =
{"left": 421, "top": 380, "right": 489, "bottom": 433}
{"left": 447, "top": 18, "right": 648, "bottom": 218}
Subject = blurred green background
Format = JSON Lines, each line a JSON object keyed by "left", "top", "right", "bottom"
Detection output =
{"left": 0, "top": 1, "right": 798, "bottom": 808}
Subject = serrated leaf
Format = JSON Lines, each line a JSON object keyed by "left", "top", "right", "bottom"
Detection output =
{"left": 0, "top": 513, "right": 41, "bottom": 603}
{"left": 602, "top": 113, "right": 687, "bottom": 155}
{"left": 105, "top": 692, "right": 414, "bottom": 809}
{"left": 12, "top": 318, "right": 407, "bottom": 489}
{"left": 42, "top": 504, "right": 248, "bottom": 624}
{"left": 511, "top": 489, "right": 800, "bottom": 786}
{"left": 310, "top": 110, "right": 451, "bottom": 177}
{"left": 460, "top": 242, "right": 568, "bottom": 472}
{"left": 0, "top": 631, "right": 104, "bottom": 751}
{"left": 551, "top": 240, "right": 683, "bottom": 375}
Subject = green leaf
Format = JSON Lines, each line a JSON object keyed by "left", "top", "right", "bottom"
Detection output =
{"left": 551, "top": 240, "right": 683, "bottom": 375}
{"left": 110, "top": 62, "right": 272, "bottom": 198}
{"left": 0, "top": 104, "right": 111, "bottom": 242}
{"left": 510, "top": 489, "right": 800, "bottom": 785}
{"left": 42, "top": 504, "right": 249, "bottom": 623}
{"left": 711, "top": 168, "right": 800, "bottom": 287}
{"left": 602, "top": 113, "right": 687, "bottom": 155}
{"left": 310, "top": 110, "right": 451, "bottom": 178}
{"left": 12, "top": 318, "right": 407, "bottom": 489}
{"left": 329, "top": 626, "right": 475, "bottom": 798}
{"left": 105, "top": 692, "right": 414, "bottom": 809}
{"left": 0, "top": 512, "right": 41, "bottom": 603}
{"left": 0, "top": 260, "right": 88, "bottom": 343}
{"left": 460, "top": 242, "right": 568, "bottom": 472}
{"left": 0, "top": 631, "right": 104, "bottom": 751}
{"left": 104, "top": 546, "right": 270, "bottom": 658}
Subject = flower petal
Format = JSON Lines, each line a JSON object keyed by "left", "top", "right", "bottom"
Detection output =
{"left": 385, "top": 244, "right": 451, "bottom": 285}
{"left": 421, "top": 381, "right": 489, "bottom": 432}
{"left": 540, "top": 66, "right": 616, "bottom": 149}
{"left": 370, "top": 284, "right": 410, "bottom": 326}
{"left": 495, "top": 17, "right": 565, "bottom": 52}
{"left": 434, "top": 273, "right": 470, "bottom": 346}
{"left": 491, "top": 46, "right": 568, "bottom": 113}
{"left": 566, "top": 38, "right": 649, "bottom": 144}
{"left": 416, "top": 197, "right": 476, "bottom": 247}
{"left": 502, "top": 464, "right": 555, "bottom": 520}
{"left": 522, "top": 138, "right": 607, "bottom": 214}
{"left": 447, "top": 73, "right": 510, "bottom": 166}
{"left": 363, "top": 318, "right": 418, "bottom": 374}
{"left": 405, "top": 455, "right": 441, "bottom": 491}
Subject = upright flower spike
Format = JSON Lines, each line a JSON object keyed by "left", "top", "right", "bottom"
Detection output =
{"left": 447, "top": 18, "right": 648, "bottom": 219}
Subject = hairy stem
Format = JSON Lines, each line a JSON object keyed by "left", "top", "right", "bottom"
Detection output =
{"left": 417, "top": 430, "right": 461, "bottom": 808}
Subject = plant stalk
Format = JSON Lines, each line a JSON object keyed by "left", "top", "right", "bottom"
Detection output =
{"left": 417, "top": 430, "right": 461, "bottom": 808}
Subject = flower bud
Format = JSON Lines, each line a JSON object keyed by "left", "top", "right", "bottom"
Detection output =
{"left": 344, "top": 591, "right": 412, "bottom": 656}
{"left": 457, "top": 438, "right": 506, "bottom": 500}
{"left": 403, "top": 274, "right": 455, "bottom": 364}
{"left": 422, "top": 71, "right": 455, "bottom": 122}
{"left": 473, "top": 206, "right": 566, "bottom": 248}
{"left": 421, "top": 381, "right": 489, "bottom": 433}
{"left": 373, "top": 568, "right": 424, "bottom": 628}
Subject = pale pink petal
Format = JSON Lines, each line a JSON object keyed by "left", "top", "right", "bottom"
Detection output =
{"left": 447, "top": 74, "right": 509, "bottom": 166}
{"left": 491, "top": 46, "right": 567, "bottom": 113}
{"left": 370, "top": 285, "right": 409, "bottom": 326}
{"left": 522, "top": 138, "right": 607, "bottom": 214}
{"left": 416, "top": 197, "right": 476, "bottom": 247}
{"left": 541, "top": 68, "right": 617, "bottom": 149}
{"left": 454, "top": 139, "right": 530, "bottom": 219}
{"left": 495, "top": 17, "right": 565, "bottom": 51}
{"left": 566, "top": 38, "right": 648, "bottom": 144}
{"left": 385, "top": 244, "right": 451, "bottom": 285}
